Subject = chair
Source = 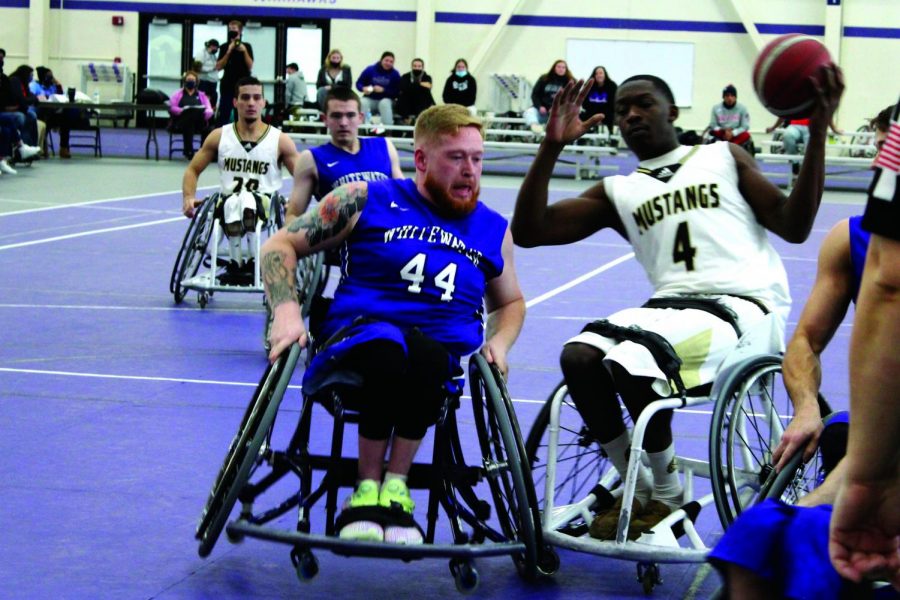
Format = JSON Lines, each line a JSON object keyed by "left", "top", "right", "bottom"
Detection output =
{"left": 68, "top": 108, "right": 102, "bottom": 157}
{"left": 167, "top": 117, "right": 204, "bottom": 160}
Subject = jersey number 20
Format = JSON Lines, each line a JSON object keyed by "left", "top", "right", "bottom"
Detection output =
{"left": 400, "top": 253, "right": 457, "bottom": 302}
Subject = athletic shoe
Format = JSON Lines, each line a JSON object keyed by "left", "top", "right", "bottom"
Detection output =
{"left": 17, "top": 144, "right": 41, "bottom": 161}
{"left": 338, "top": 479, "right": 384, "bottom": 542}
{"left": 588, "top": 496, "right": 643, "bottom": 541}
{"left": 631, "top": 499, "right": 675, "bottom": 534}
{"left": 0, "top": 159, "right": 16, "bottom": 175}
{"left": 379, "top": 479, "right": 423, "bottom": 544}
{"left": 59, "top": 147, "right": 71, "bottom": 159}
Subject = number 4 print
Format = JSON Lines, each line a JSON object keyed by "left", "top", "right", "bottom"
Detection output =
{"left": 400, "top": 253, "right": 457, "bottom": 301}
{"left": 672, "top": 221, "right": 697, "bottom": 271}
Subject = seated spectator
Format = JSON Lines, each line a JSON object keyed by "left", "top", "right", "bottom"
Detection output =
{"left": 524, "top": 59, "right": 574, "bottom": 134}
{"left": 441, "top": 58, "right": 477, "bottom": 115}
{"left": 30, "top": 67, "right": 89, "bottom": 159}
{"left": 355, "top": 51, "right": 401, "bottom": 126}
{"left": 396, "top": 58, "right": 435, "bottom": 124}
{"left": 195, "top": 39, "right": 220, "bottom": 110}
{"left": 315, "top": 48, "right": 352, "bottom": 112}
{"left": 705, "top": 84, "right": 754, "bottom": 153}
{"left": 285, "top": 62, "right": 307, "bottom": 114}
{"left": 581, "top": 66, "right": 617, "bottom": 135}
{"left": 8, "top": 64, "right": 40, "bottom": 148}
{"left": 767, "top": 115, "right": 844, "bottom": 180}
{"left": 0, "top": 54, "right": 40, "bottom": 166}
{"left": 169, "top": 71, "right": 214, "bottom": 159}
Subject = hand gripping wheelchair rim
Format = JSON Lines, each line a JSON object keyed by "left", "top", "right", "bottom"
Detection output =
{"left": 170, "top": 193, "right": 218, "bottom": 303}
{"left": 194, "top": 344, "right": 546, "bottom": 587}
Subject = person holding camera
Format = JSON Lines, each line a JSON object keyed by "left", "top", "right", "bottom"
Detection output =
{"left": 215, "top": 20, "right": 254, "bottom": 126}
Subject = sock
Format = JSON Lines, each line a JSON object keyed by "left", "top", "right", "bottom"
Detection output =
{"left": 383, "top": 471, "right": 408, "bottom": 484}
{"left": 227, "top": 236, "right": 242, "bottom": 264}
{"left": 245, "top": 232, "right": 257, "bottom": 265}
{"left": 647, "top": 443, "right": 683, "bottom": 508}
{"left": 600, "top": 430, "right": 651, "bottom": 507}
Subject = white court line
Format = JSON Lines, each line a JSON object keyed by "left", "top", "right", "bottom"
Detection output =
{"left": 525, "top": 252, "right": 635, "bottom": 309}
{"left": 0, "top": 302, "right": 260, "bottom": 313}
{"left": 0, "top": 186, "right": 214, "bottom": 217}
{"left": 0, "top": 216, "right": 183, "bottom": 251}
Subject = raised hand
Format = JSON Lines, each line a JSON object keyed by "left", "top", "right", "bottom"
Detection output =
{"left": 808, "top": 64, "right": 844, "bottom": 134}
{"left": 543, "top": 79, "right": 605, "bottom": 146}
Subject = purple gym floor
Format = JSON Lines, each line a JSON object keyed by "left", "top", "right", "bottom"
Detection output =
{"left": 0, "top": 174, "right": 863, "bottom": 599}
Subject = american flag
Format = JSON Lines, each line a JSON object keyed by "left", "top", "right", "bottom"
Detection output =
{"left": 871, "top": 99, "right": 900, "bottom": 202}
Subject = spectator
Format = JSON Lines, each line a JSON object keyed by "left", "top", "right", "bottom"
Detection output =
{"left": 706, "top": 84, "right": 754, "bottom": 153}
{"left": 215, "top": 20, "right": 254, "bottom": 126}
{"left": 169, "top": 70, "right": 214, "bottom": 159}
{"left": 524, "top": 59, "right": 574, "bottom": 134}
{"left": 315, "top": 48, "right": 353, "bottom": 112}
{"left": 581, "top": 66, "right": 617, "bottom": 135}
{"left": 767, "top": 115, "right": 844, "bottom": 181}
{"left": 284, "top": 62, "right": 307, "bottom": 116}
{"left": 355, "top": 51, "right": 401, "bottom": 126}
{"left": 442, "top": 58, "right": 477, "bottom": 115}
{"left": 30, "top": 67, "right": 88, "bottom": 159}
{"left": 8, "top": 64, "right": 40, "bottom": 148}
{"left": 195, "top": 38, "right": 220, "bottom": 110}
{"left": 0, "top": 56, "right": 40, "bottom": 168}
{"left": 396, "top": 58, "right": 435, "bottom": 124}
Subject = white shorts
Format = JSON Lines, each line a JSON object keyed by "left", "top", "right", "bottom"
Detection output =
{"left": 566, "top": 295, "right": 780, "bottom": 397}
{"left": 222, "top": 190, "right": 260, "bottom": 226}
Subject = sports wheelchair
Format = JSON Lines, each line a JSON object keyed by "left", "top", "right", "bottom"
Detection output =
{"left": 194, "top": 342, "right": 556, "bottom": 593}
{"left": 523, "top": 313, "right": 831, "bottom": 593}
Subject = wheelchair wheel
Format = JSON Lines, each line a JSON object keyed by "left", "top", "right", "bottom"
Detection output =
{"left": 296, "top": 252, "right": 328, "bottom": 318}
{"left": 709, "top": 354, "right": 794, "bottom": 527}
{"left": 171, "top": 194, "right": 216, "bottom": 303}
{"left": 195, "top": 343, "right": 302, "bottom": 557}
{"left": 524, "top": 381, "right": 619, "bottom": 537}
{"left": 468, "top": 354, "right": 539, "bottom": 579}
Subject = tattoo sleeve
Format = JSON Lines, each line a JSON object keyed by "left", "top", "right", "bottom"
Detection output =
{"left": 286, "top": 181, "right": 368, "bottom": 248}
{"left": 262, "top": 251, "right": 296, "bottom": 308}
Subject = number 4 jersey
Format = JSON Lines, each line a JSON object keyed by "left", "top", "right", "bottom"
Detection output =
{"left": 218, "top": 123, "right": 284, "bottom": 195}
{"left": 603, "top": 141, "right": 790, "bottom": 321}
{"left": 321, "top": 178, "right": 508, "bottom": 358}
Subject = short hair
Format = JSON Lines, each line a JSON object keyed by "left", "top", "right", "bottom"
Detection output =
{"left": 620, "top": 74, "right": 676, "bottom": 105}
{"left": 205, "top": 38, "right": 219, "bottom": 48}
{"left": 228, "top": 19, "right": 244, "bottom": 30}
{"left": 0, "top": 48, "right": 6, "bottom": 58}
{"left": 380, "top": 51, "right": 395, "bottom": 61}
{"left": 722, "top": 84, "right": 738, "bottom": 97}
{"left": 871, "top": 104, "right": 896, "bottom": 133}
{"left": 324, "top": 86, "right": 362, "bottom": 112}
{"left": 234, "top": 76, "right": 263, "bottom": 95}
{"left": 414, "top": 104, "right": 484, "bottom": 148}
{"left": 412, "top": 58, "right": 425, "bottom": 66}
{"left": 286, "top": 62, "right": 299, "bottom": 71}
{"left": 183, "top": 70, "right": 199, "bottom": 82}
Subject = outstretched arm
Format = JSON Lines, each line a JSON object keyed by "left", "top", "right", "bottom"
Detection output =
{"left": 776, "top": 219, "right": 853, "bottom": 471}
{"left": 262, "top": 182, "right": 368, "bottom": 361}
{"left": 482, "top": 228, "right": 525, "bottom": 377}
{"left": 736, "top": 64, "right": 844, "bottom": 243}
{"left": 511, "top": 79, "right": 618, "bottom": 248}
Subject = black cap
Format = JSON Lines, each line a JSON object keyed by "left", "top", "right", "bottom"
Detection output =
{"left": 723, "top": 84, "right": 737, "bottom": 97}
{"left": 206, "top": 38, "right": 220, "bottom": 47}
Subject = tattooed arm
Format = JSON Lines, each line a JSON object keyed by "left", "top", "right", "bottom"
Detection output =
{"left": 262, "top": 181, "right": 369, "bottom": 362}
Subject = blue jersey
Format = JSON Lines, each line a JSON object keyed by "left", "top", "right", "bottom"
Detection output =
{"left": 321, "top": 178, "right": 508, "bottom": 357}
{"left": 310, "top": 137, "right": 393, "bottom": 200}
{"left": 848, "top": 215, "right": 871, "bottom": 303}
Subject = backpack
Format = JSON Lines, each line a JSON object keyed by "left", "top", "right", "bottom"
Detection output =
{"left": 137, "top": 88, "right": 169, "bottom": 104}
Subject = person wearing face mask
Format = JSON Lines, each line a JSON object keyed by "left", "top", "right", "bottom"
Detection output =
{"left": 215, "top": 20, "right": 254, "bottom": 126}
{"left": 195, "top": 39, "right": 220, "bottom": 111}
{"left": 315, "top": 48, "right": 353, "bottom": 112}
{"left": 30, "top": 67, "right": 87, "bottom": 159}
{"left": 355, "top": 51, "right": 401, "bottom": 127}
{"left": 396, "top": 58, "right": 435, "bottom": 125}
{"left": 169, "top": 71, "right": 214, "bottom": 159}
{"left": 442, "top": 58, "right": 477, "bottom": 115}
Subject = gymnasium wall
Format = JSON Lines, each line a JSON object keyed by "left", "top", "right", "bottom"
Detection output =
{"left": 0, "top": 0, "right": 897, "bottom": 131}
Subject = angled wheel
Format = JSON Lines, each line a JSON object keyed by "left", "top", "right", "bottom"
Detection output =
{"left": 171, "top": 193, "right": 217, "bottom": 303}
{"left": 468, "top": 354, "right": 539, "bottom": 579}
{"left": 195, "top": 343, "right": 302, "bottom": 557}
{"left": 524, "top": 381, "right": 620, "bottom": 537}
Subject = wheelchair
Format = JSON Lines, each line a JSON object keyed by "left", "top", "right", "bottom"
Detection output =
{"left": 523, "top": 313, "right": 831, "bottom": 593}
{"left": 194, "top": 342, "right": 556, "bottom": 593}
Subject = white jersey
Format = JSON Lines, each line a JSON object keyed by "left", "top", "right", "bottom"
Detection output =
{"left": 603, "top": 141, "right": 790, "bottom": 321}
{"left": 218, "top": 123, "right": 284, "bottom": 195}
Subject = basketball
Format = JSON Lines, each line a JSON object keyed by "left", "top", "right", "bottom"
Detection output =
{"left": 753, "top": 34, "right": 832, "bottom": 117}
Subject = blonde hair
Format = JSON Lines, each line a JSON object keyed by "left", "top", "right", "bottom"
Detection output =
{"left": 324, "top": 48, "right": 343, "bottom": 68}
{"left": 414, "top": 104, "right": 484, "bottom": 148}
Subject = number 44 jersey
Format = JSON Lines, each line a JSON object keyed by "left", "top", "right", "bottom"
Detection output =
{"left": 321, "top": 178, "right": 508, "bottom": 358}
{"left": 218, "top": 123, "right": 285, "bottom": 195}
{"left": 603, "top": 141, "right": 790, "bottom": 321}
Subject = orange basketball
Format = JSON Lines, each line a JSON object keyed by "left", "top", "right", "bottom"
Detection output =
{"left": 753, "top": 34, "right": 832, "bottom": 117}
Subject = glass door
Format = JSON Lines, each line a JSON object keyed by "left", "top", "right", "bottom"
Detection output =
{"left": 146, "top": 19, "right": 184, "bottom": 97}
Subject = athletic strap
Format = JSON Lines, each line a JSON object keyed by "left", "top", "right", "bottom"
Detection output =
{"left": 642, "top": 296, "right": 742, "bottom": 338}
{"left": 580, "top": 319, "right": 687, "bottom": 398}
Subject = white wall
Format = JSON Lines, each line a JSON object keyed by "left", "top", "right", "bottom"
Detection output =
{"left": 1, "top": 0, "right": 897, "bottom": 130}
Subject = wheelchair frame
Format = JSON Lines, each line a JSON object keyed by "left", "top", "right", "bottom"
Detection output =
{"left": 195, "top": 346, "right": 549, "bottom": 593}
{"left": 169, "top": 192, "right": 286, "bottom": 307}
{"left": 525, "top": 314, "right": 827, "bottom": 593}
